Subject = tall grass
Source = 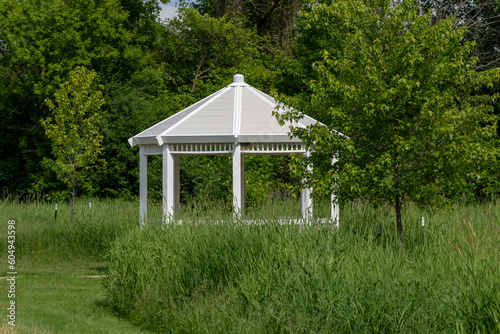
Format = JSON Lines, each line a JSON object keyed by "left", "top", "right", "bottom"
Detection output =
{"left": 1, "top": 197, "right": 499, "bottom": 332}
{"left": 0, "top": 197, "right": 139, "bottom": 260}
{"left": 105, "top": 201, "right": 500, "bottom": 333}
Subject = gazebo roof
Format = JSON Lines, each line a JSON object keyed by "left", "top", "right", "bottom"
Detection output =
{"left": 128, "top": 74, "right": 318, "bottom": 147}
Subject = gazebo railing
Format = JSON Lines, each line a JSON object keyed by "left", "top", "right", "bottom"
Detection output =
{"left": 169, "top": 143, "right": 234, "bottom": 154}
{"left": 144, "top": 216, "right": 336, "bottom": 227}
{"left": 166, "top": 142, "right": 306, "bottom": 155}
{"left": 241, "top": 142, "right": 306, "bottom": 154}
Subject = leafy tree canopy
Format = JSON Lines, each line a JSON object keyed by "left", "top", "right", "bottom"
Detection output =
{"left": 42, "top": 66, "right": 105, "bottom": 215}
{"left": 278, "top": 0, "right": 500, "bottom": 240}
{"left": 187, "top": 0, "right": 304, "bottom": 51}
{"left": 159, "top": 8, "right": 272, "bottom": 96}
{"left": 0, "top": 0, "right": 161, "bottom": 197}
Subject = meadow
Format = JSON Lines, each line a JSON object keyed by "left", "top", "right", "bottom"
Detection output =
{"left": 0, "top": 198, "right": 145, "bottom": 333}
{"left": 0, "top": 197, "right": 499, "bottom": 333}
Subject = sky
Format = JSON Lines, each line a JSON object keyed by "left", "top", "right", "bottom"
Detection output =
{"left": 159, "top": 2, "right": 179, "bottom": 21}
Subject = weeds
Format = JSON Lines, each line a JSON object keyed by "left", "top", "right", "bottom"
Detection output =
{"left": 0, "top": 197, "right": 138, "bottom": 260}
{"left": 1, "top": 197, "right": 498, "bottom": 333}
{"left": 105, "top": 201, "right": 500, "bottom": 333}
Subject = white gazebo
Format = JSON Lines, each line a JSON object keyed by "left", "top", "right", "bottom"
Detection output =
{"left": 128, "top": 74, "right": 339, "bottom": 227}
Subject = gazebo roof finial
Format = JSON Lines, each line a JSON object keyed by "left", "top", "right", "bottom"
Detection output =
{"left": 231, "top": 74, "right": 248, "bottom": 87}
{"left": 233, "top": 74, "right": 244, "bottom": 82}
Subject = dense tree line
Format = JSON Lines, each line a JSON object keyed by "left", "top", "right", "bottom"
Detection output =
{"left": 1, "top": 0, "right": 499, "bottom": 211}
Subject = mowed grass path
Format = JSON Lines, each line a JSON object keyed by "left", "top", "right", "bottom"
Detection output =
{"left": 0, "top": 259, "right": 148, "bottom": 334}
{"left": 0, "top": 198, "right": 148, "bottom": 333}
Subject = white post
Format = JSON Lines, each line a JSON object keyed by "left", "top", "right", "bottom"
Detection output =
{"left": 232, "top": 143, "right": 245, "bottom": 218}
{"left": 331, "top": 154, "right": 339, "bottom": 228}
{"left": 301, "top": 151, "right": 313, "bottom": 222}
{"left": 174, "top": 154, "right": 180, "bottom": 212}
{"left": 139, "top": 146, "right": 148, "bottom": 229}
{"left": 162, "top": 144, "right": 176, "bottom": 221}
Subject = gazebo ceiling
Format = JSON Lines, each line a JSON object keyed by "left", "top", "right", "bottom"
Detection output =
{"left": 128, "top": 74, "right": 318, "bottom": 147}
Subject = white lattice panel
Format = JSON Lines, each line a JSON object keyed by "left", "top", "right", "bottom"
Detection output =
{"left": 169, "top": 143, "right": 234, "bottom": 154}
{"left": 241, "top": 142, "right": 306, "bottom": 154}
{"left": 141, "top": 144, "right": 163, "bottom": 155}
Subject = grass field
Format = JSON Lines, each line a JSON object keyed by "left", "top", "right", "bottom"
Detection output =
{"left": 0, "top": 260, "right": 146, "bottom": 334}
{"left": 0, "top": 197, "right": 499, "bottom": 333}
{"left": 0, "top": 198, "right": 148, "bottom": 333}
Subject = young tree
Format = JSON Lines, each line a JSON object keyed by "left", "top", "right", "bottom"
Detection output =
{"left": 42, "top": 66, "right": 105, "bottom": 220}
{"left": 278, "top": 0, "right": 500, "bottom": 242}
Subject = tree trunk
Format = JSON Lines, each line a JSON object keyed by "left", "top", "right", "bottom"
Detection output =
{"left": 395, "top": 194, "right": 403, "bottom": 243}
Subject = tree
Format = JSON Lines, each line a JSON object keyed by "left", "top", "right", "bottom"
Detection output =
{"left": 42, "top": 67, "right": 105, "bottom": 220}
{"left": 418, "top": 0, "right": 500, "bottom": 69}
{"left": 159, "top": 8, "right": 268, "bottom": 96}
{"left": 0, "top": 0, "right": 160, "bottom": 197}
{"left": 278, "top": 0, "right": 500, "bottom": 242}
{"left": 189, "top": 0, "right": 305, "bottom": 52}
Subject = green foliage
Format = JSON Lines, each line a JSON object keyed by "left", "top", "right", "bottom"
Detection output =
{"left": 0, "top": 0, "right": 298, "bottom": 203}
{"left": 278, "top": 0, "right": 500, "bottom": 239}
{"left": 0, "top": 0, "right": 157, "bottom": 197}
{"left": 85, "top": 7, "right": 285, "bottom": 201}
{"left": 2, "top": 197, "right": 500, "bottom": 333}
{"left": 42, "top": 67, "right": 105, "bottom": 211}
{"left": 159, "top": 8, "right": 270, "bottom": 95}
{"left": 180, "top": 155, "right": 299, "bottom": 207}
{"left": 190, "top": 0, "right": 305, "bottom": 51}
{"left": 418, "top": 0, "right": 500, "bottom": 69}
{"left": 1, "top": 0, "right": 499, "bottom": 209}
{"left": 0, "top": 197, "right": 148, "bottom": 333}
{"left": 90, "top": 71, "right": 175, "bottom": 199}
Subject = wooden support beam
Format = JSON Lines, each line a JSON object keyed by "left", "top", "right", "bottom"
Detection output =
{"left": 162, "top": 144, "right": 176, "bottom": 221}
{"left": 232, "top": 143, "right": 245, "bottom": 218}
{"left": 139, "top": 146, "right": 148, "bottom": 229}
{"left": 301, "top": 151, "right": 313, "bottom": 222}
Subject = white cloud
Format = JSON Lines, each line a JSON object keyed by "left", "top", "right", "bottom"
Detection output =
{"left": 159, "top": 3, "right": 178, "bottom": 21}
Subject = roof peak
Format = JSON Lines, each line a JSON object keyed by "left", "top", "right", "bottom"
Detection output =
{"left": 234, "top": 74, "right": 244, "bottom": 82}
{"left": 230, "top": 74, "right": 249, "bottom": 87}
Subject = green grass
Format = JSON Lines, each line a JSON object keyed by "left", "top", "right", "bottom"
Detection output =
{"left": 0, "top": 259, "right": 148, "bottom": 333}
{"left": 0, "top": 197, "right": 139, "bottom": 260}
{"left": 0, "top": 197, "right": 148, "bottom": 333}
{"left": 105, "top": 201, "right": 500, "bottom": 333}
{"left": 1, "top": 197, "right": 499, "bottom": 333}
